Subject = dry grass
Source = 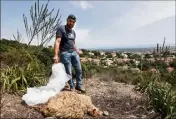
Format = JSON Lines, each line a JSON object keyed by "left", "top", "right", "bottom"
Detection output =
{"left": 98, "top": 69, "right": 140, "bottom": 85}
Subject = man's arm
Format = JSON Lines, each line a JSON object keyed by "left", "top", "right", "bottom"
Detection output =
{"left": 53, "top": 36, "right": 61, "bottom": 58}
{"left": 73, "top": 31, "right": 82, "bottom": 54}
{"left": 74, "top": 40, "right": 78, "bottom": 52}
{"left": 74, "top": 40, "right": 82, "bottom": 55}
{"left": 53, "top": 27, "right": 62, "bottom": 63}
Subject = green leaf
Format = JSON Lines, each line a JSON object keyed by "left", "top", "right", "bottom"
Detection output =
{"left": 10, "top": 77, "right": 21, "bottom": 88}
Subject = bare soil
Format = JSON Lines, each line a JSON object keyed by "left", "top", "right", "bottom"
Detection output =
{"left": 1, "top": 77, "right": 159, "bottom": 119}
{"left": 1, "top": 93, "right": 44, "bottom": 118}
{"left": 83, "top": 77, "right": 158, "bottom": 119}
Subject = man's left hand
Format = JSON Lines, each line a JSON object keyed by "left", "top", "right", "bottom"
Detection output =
{"left": 76, "top": 50, "right": 83, "bottom": 55}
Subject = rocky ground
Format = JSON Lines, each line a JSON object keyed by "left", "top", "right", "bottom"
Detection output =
{"left": 1, "top": 77, "right": 159, "bottom": 119}
{"left": 83, "top": 77, "right": 158, "bottom": 119}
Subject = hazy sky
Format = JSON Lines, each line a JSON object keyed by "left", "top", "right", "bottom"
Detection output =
{"left": 1, "top": 1, "right": 175, "bottom": 48}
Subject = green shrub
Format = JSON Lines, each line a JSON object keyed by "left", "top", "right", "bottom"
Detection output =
{"left": 144, "top": 54, "right": 152, "bottom": 58}
{"left": 1, "top": 47, "right": 33, "bottom": 67}
{"left": 135, "top": 71, "right": 176, "bottom": 118}
{"left": 170, "top": 59, "right": 176, "bottom": 69}
{"left": 116, "top": 53, "right": 121, "bottom": 58}
{"left": 160, "top": 70, "right": 176, "bottom": 87}
{"left": 135, "top": 72, "right": 159, "bottom": 92}
{"left": 138, "top": 61, "right": 151, "bottom": 71}
{"left": 81, "top": 49, "right": 89, "bottom": 57}
{"left": 106, "top": 54, "right": 112, "bottom": 58}
{"left": 129, "top": 54, "right": 141, "bottom": 60}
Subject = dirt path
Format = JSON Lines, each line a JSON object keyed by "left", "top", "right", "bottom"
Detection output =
{"left": 1, "top": 77, "right": 157, "bottom": 119}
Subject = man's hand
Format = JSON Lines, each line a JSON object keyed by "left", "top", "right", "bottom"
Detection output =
{"left": 76, "top": 50, "right": 83, "bottom": 55}
{"left": 74, "top": 40, "right": 82, "bottom": 55}
{"left": 53, "top": 36, "right": 61, "bottom": 64}
{"left": 53, "top": 56, "right": 59, "bottom": 64}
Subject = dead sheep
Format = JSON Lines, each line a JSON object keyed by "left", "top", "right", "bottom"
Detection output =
{"left": 39, "top": 91, "right": 101, "bottom": 119}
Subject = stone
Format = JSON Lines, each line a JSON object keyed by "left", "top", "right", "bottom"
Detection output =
{"left": 103, "top": 111, "right": 109, "bottom": 116}
{"left": 44, "top": 117, "right": 56, "bottom": 119}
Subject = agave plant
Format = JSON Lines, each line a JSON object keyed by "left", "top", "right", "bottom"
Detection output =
{"left": 147, "top": 81, "right": 176, "bottom": 119}
{"left": 1, "top": 62, "right": 47, "bottom": 93}
{"left": 135, "top": 72, "right": 159, "bottom": 92}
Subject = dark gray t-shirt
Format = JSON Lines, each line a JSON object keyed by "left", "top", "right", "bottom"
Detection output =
{"left": 56, "top": 25, "right": 76, "bottom": 52}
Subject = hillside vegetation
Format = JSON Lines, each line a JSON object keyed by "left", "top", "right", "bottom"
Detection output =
{"left": 1, "top": 38, "right": 176, "bottom": 119}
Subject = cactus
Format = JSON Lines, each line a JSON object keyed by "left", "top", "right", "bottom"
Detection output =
{"left": 162, "top": 37, "right": 166, "bottom": 52}
{"left": 153, "top": 48, "right": 156, "bottom": 54}
{"left": 160, "top": 47, "right": 162, "bottom": 54}
{"left": 154, "top": 37, "right": 171, "bottom": 60}
{"left": 157, "top": 43, "right": 159, "bottom": 53}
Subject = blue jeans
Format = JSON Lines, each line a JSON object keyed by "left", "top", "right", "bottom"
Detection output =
{"left": 60, "top": 51, "right": 82, "bottom": 89}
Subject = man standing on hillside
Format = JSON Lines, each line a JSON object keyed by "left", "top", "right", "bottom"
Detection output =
{"left": 53, "top": 14, "right": 85, "bottom": 93}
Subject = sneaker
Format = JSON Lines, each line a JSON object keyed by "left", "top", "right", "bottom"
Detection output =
{"left": 70, "top": 88, "right": 76, "bottom": 92}
{"left": 75, "top": 87, "right": 86, "bottom": 94}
